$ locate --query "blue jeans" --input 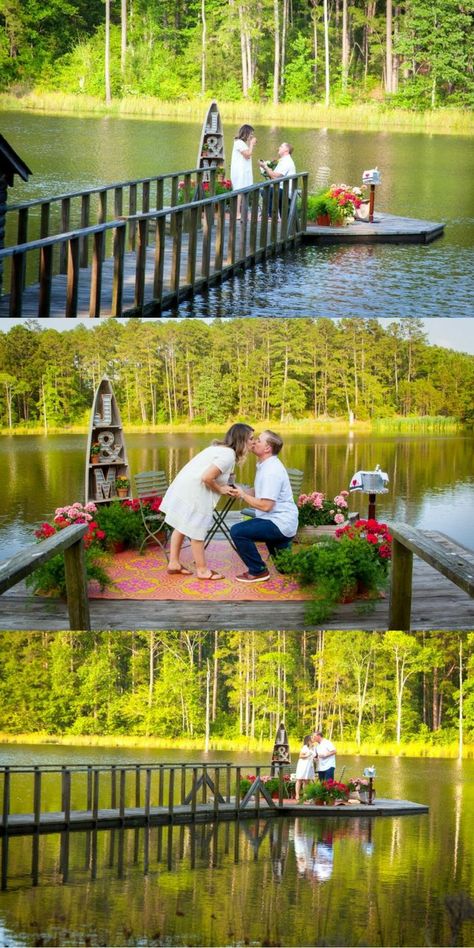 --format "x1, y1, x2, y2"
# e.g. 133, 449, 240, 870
318, 768, 335, 782
230, 517, 294, 575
